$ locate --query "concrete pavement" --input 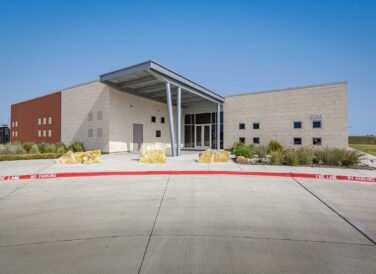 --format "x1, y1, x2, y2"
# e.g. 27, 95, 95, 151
1, 175, 375, 273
